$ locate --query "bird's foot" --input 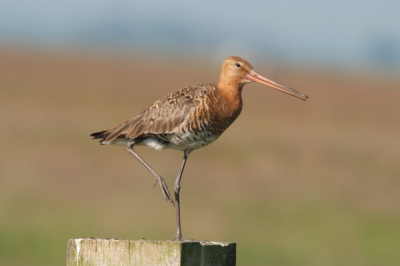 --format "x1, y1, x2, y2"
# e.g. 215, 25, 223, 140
153, 176, 174, 205
172, 236, 209, 243
172, 235, 191, 242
